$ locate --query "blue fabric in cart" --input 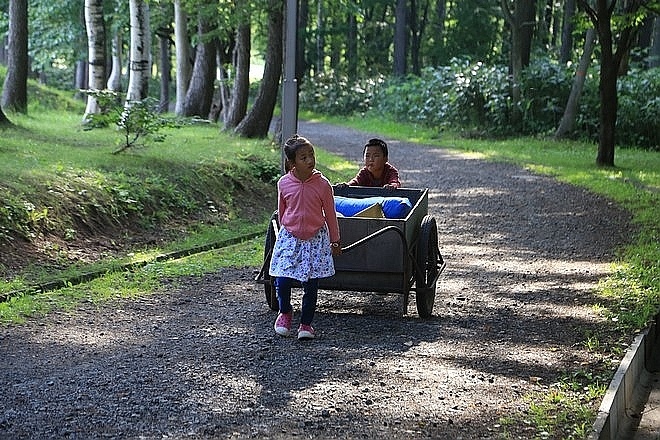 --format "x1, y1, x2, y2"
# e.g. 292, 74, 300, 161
334, 196, 413, 219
